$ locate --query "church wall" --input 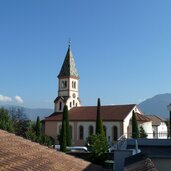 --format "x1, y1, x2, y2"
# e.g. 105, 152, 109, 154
45, 121, 58, 140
